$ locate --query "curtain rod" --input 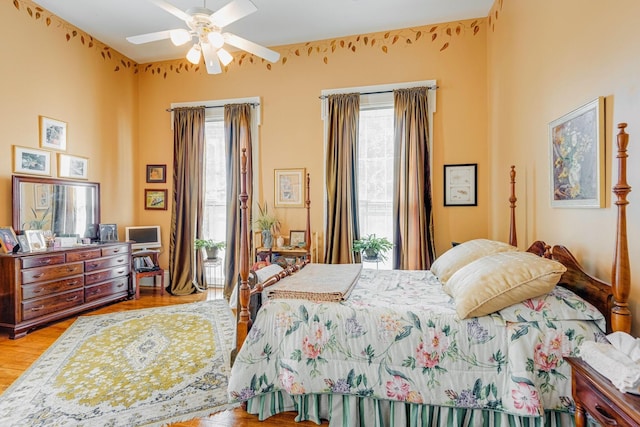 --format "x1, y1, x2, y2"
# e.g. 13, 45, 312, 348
318, 86, 438, 100
165, 102, 260, 112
